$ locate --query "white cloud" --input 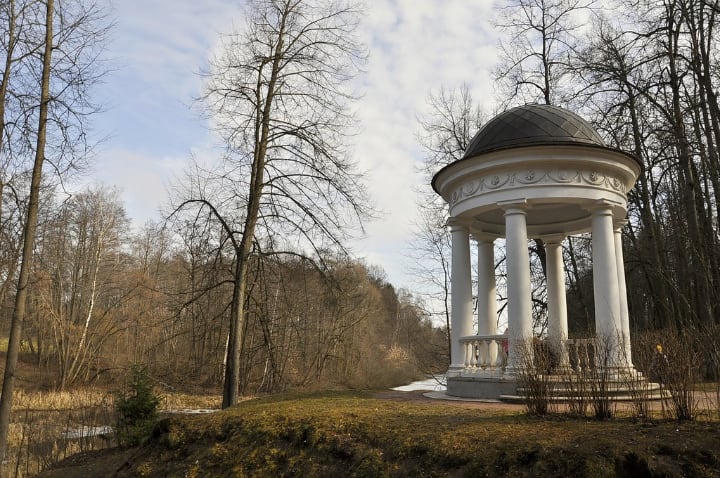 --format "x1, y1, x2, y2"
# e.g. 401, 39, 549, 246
81, 148, 184, 227
348, 1, 498, 287
90, 1, 502, 290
